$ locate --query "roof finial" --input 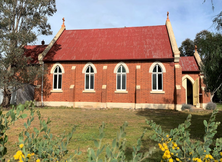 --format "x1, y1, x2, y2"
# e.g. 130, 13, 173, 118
195, 45, 197, 52
62, 17, 65, 27
167, 12, 170, 21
